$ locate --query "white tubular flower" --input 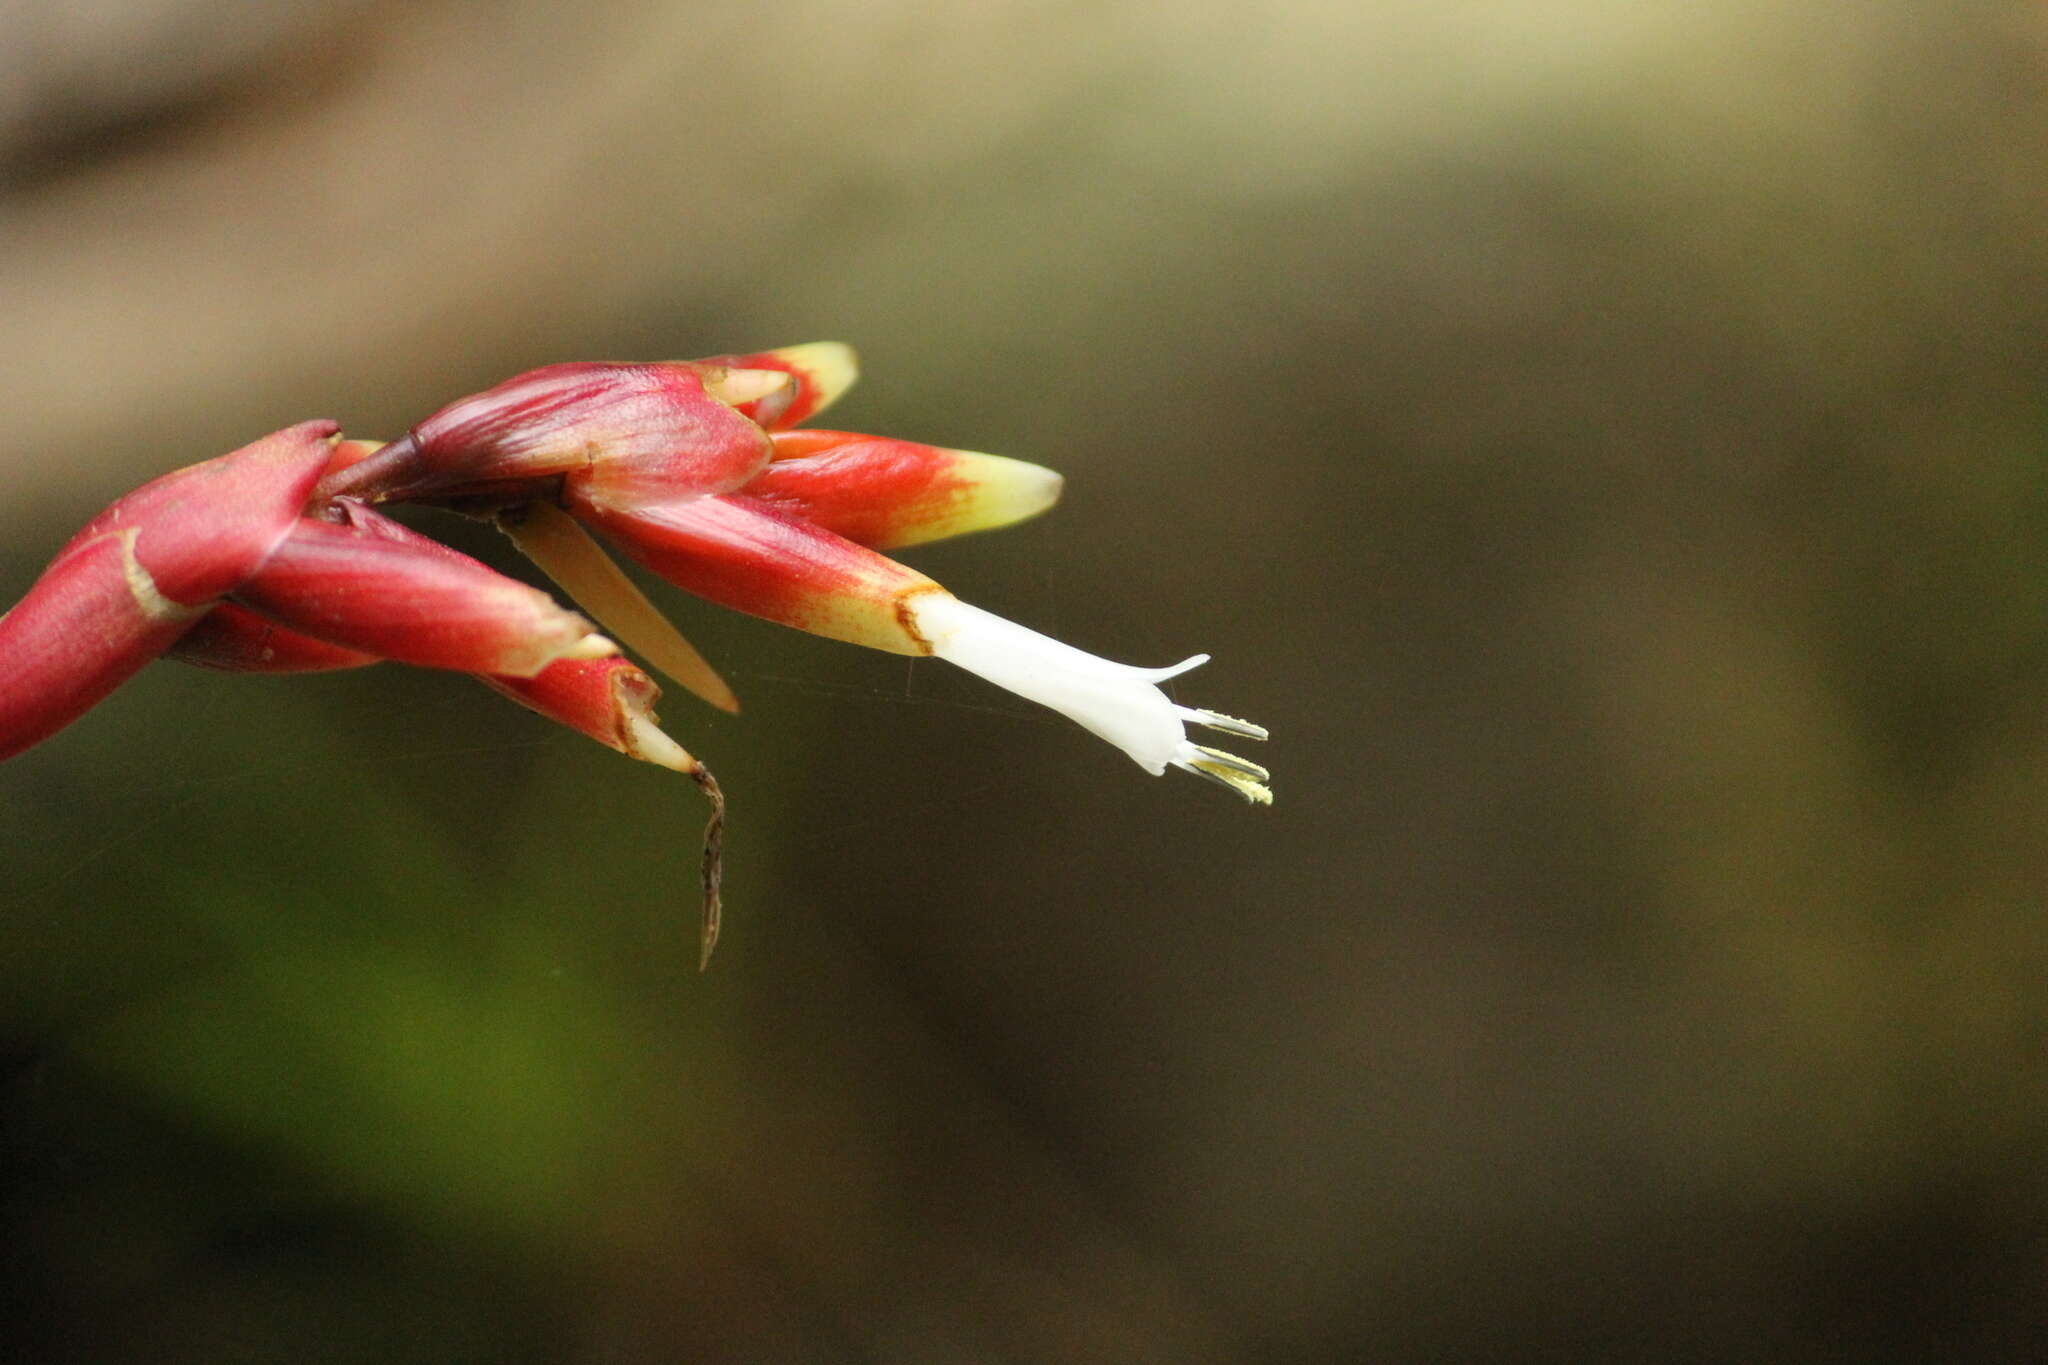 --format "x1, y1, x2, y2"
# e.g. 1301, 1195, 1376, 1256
907, 594, 1272, 804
